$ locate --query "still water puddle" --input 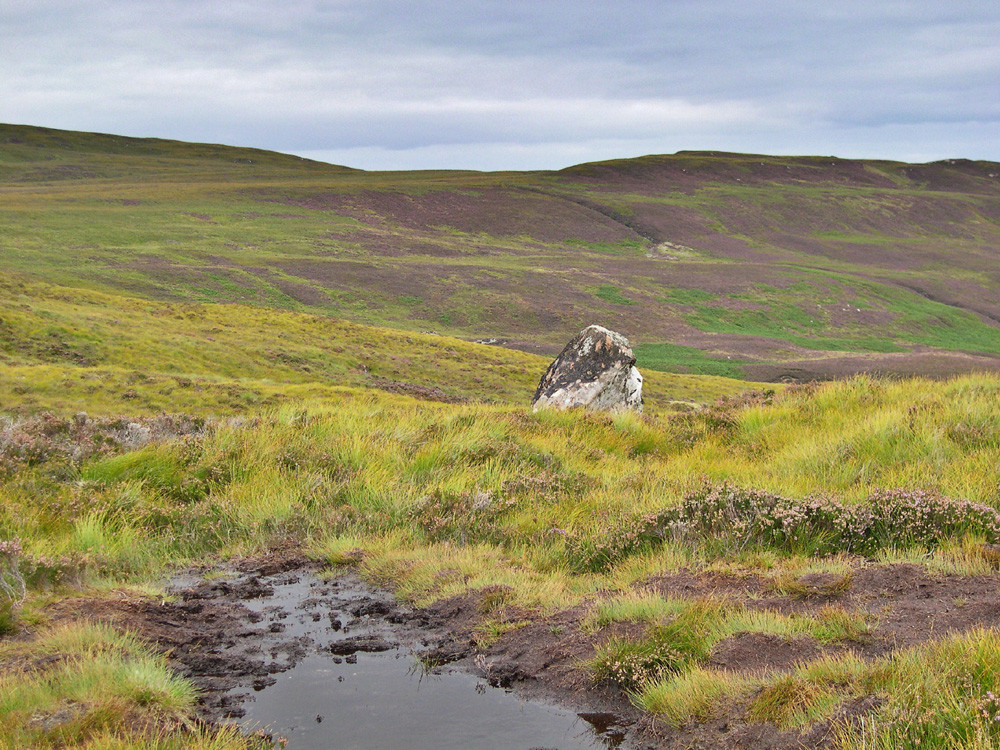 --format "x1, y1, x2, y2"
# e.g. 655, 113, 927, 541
230, 573, 628, 749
